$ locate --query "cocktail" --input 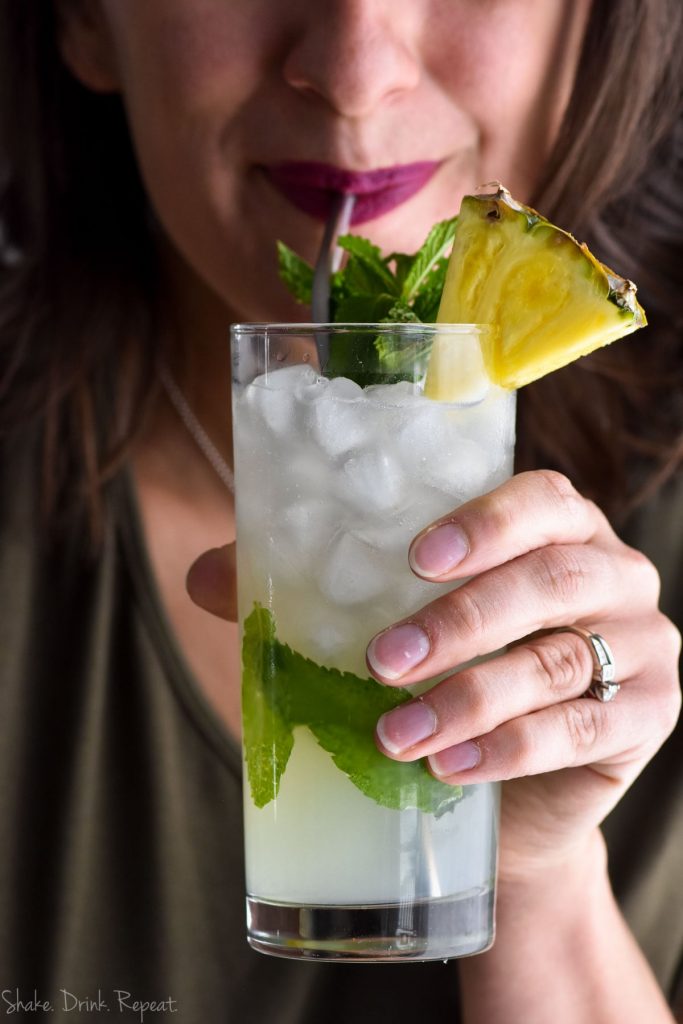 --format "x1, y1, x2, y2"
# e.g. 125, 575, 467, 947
232, 183, 646, 962
231, 322, 516, 961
